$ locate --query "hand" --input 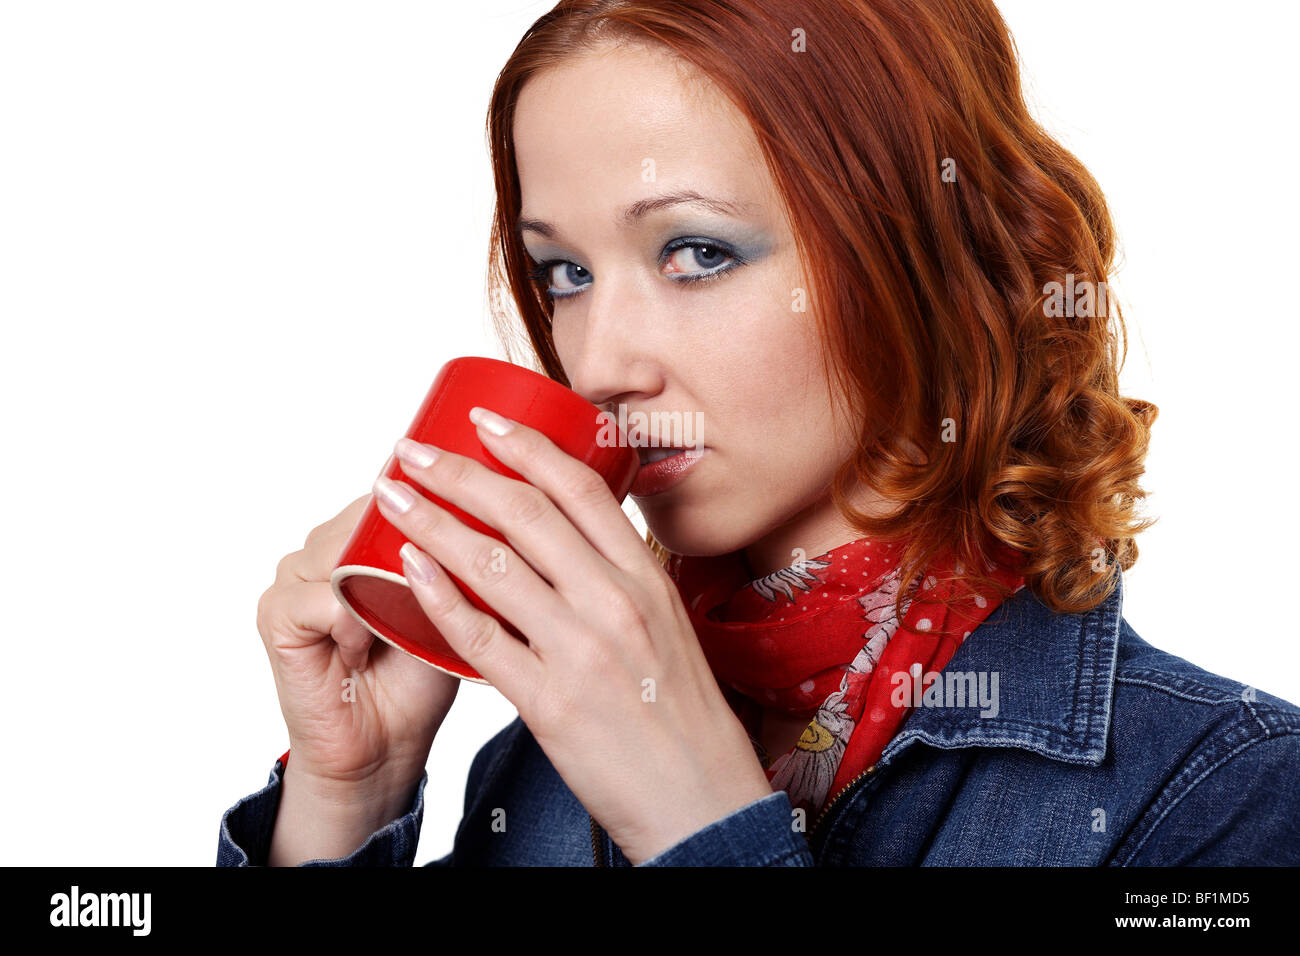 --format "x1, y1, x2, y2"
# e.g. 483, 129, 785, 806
256, 493, 460, 798
371, 406, 773, 864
